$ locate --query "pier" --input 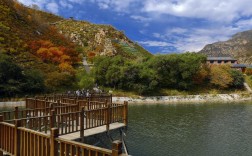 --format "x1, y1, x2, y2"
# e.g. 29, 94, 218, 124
0, 94, 128, 156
